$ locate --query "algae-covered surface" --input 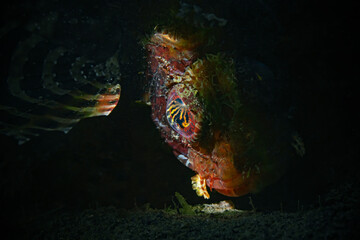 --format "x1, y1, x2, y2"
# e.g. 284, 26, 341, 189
1, 0, 358, 239
25, 187, 360, 239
